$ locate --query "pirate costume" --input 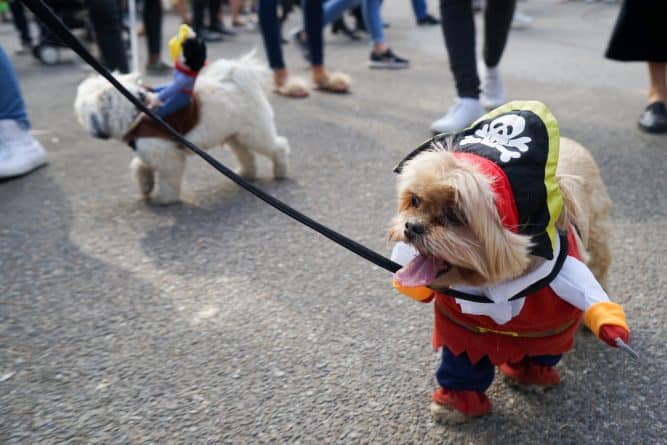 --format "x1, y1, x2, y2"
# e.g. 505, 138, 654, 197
391, 101, 630, 418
